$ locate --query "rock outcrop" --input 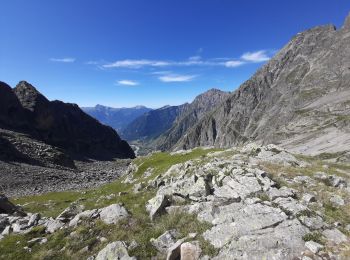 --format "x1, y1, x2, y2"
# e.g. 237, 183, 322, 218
139, 144, 350, 259
156, 89, 230, 151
